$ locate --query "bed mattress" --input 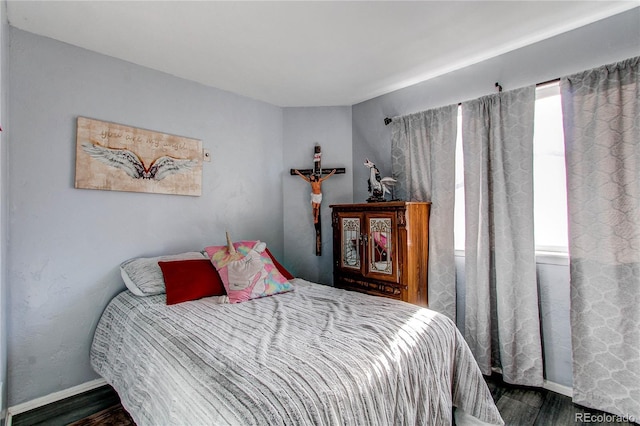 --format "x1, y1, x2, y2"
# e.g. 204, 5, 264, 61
91, 278, 503, 425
